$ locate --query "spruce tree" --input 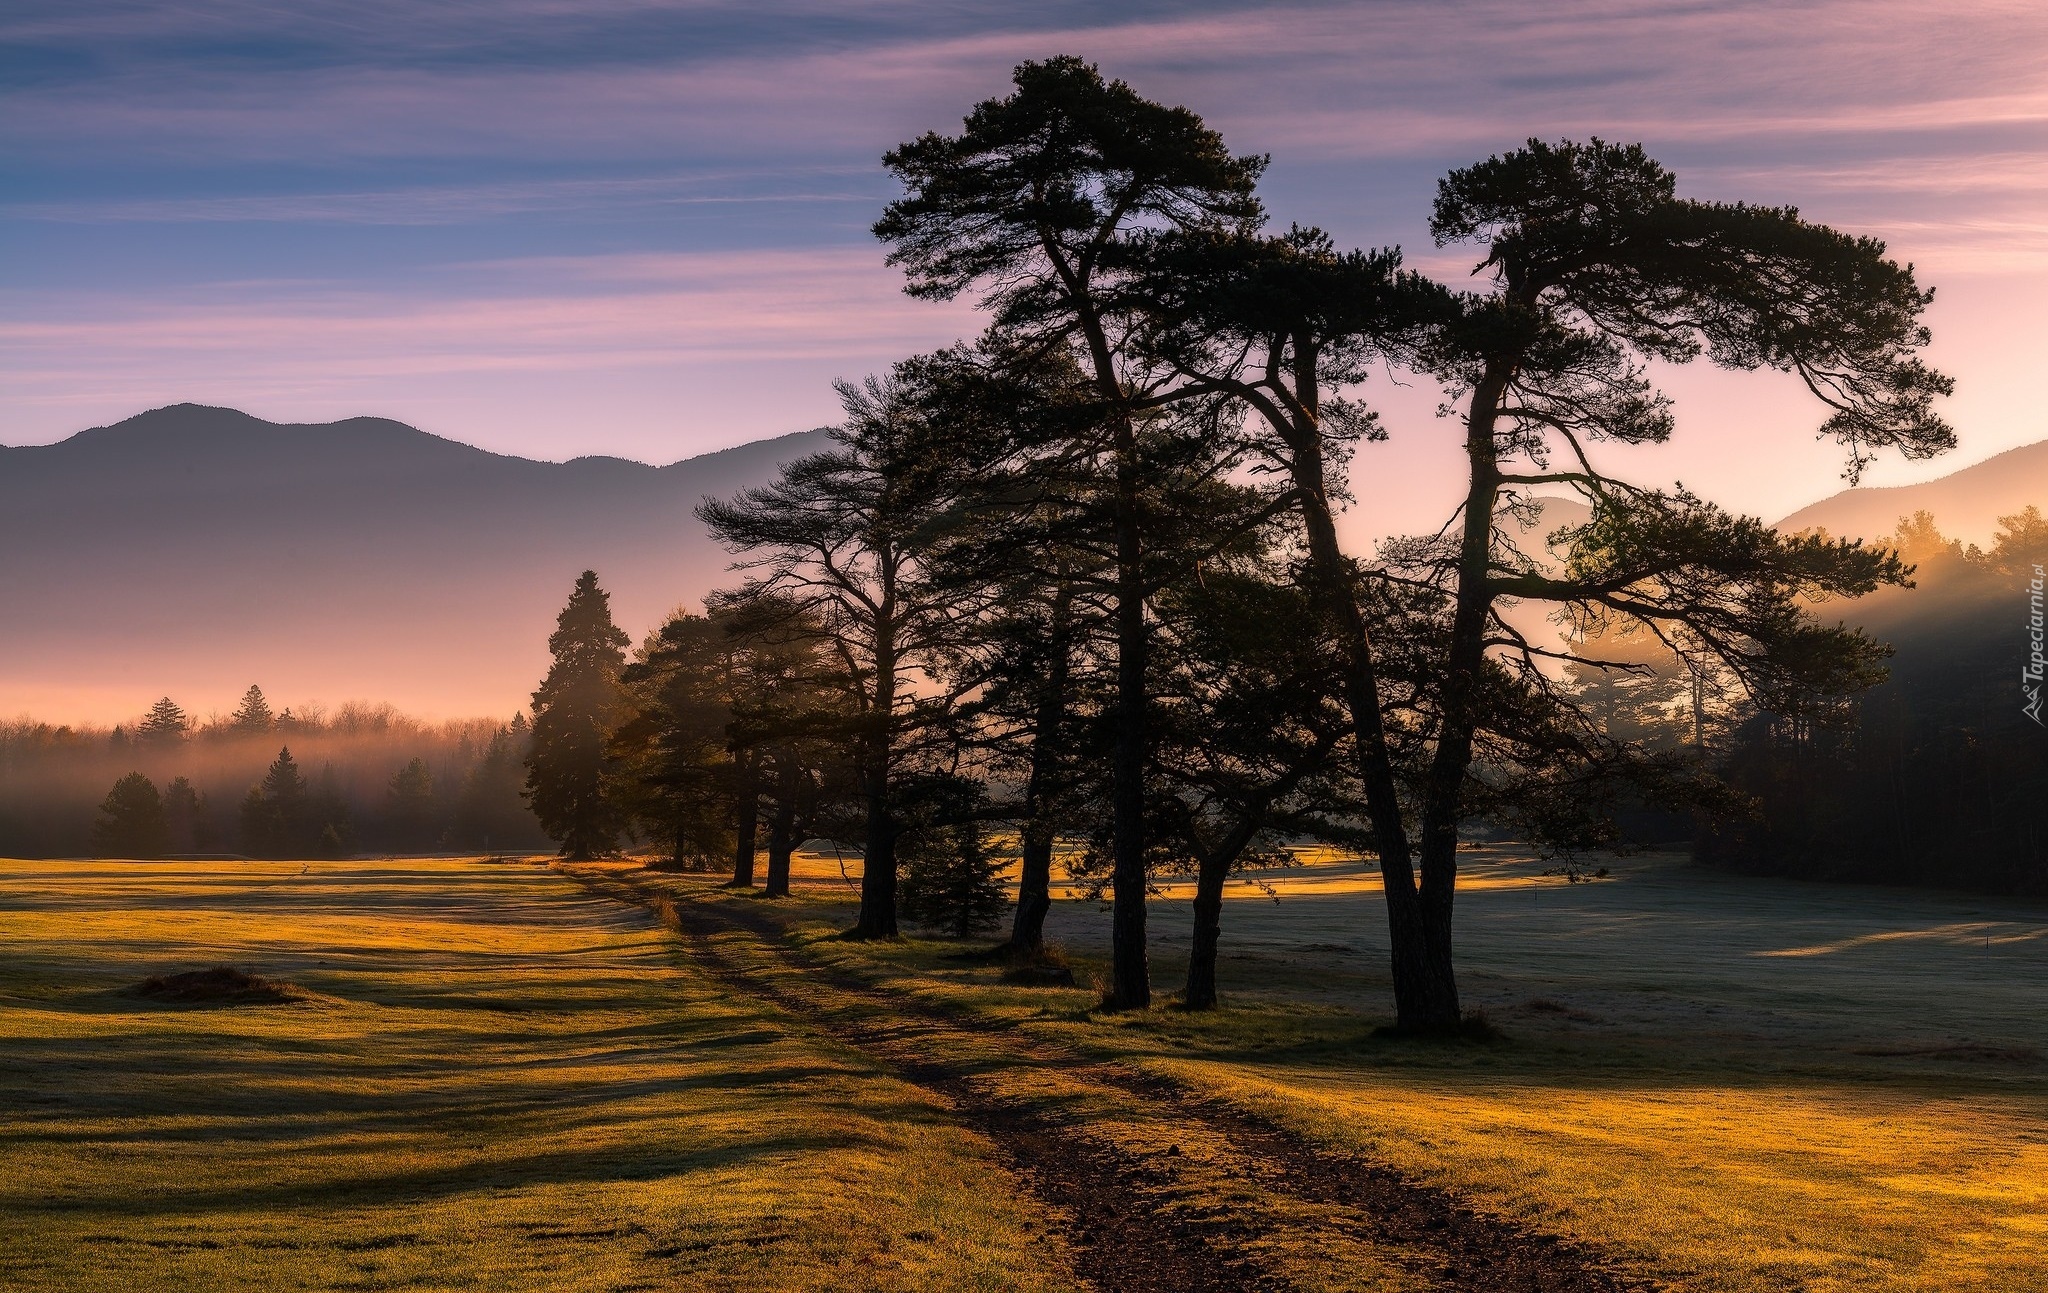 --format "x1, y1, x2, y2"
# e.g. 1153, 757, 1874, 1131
138, 697, 189, 744
242, 746, 307, 857
163, 776, 203, 854
386, 757, 437, 852
895, 774, 1007, 938
457, 726, 536, 852
94, 772, 169, 858
526, 571, 630, 860
232, 685, 275, 734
